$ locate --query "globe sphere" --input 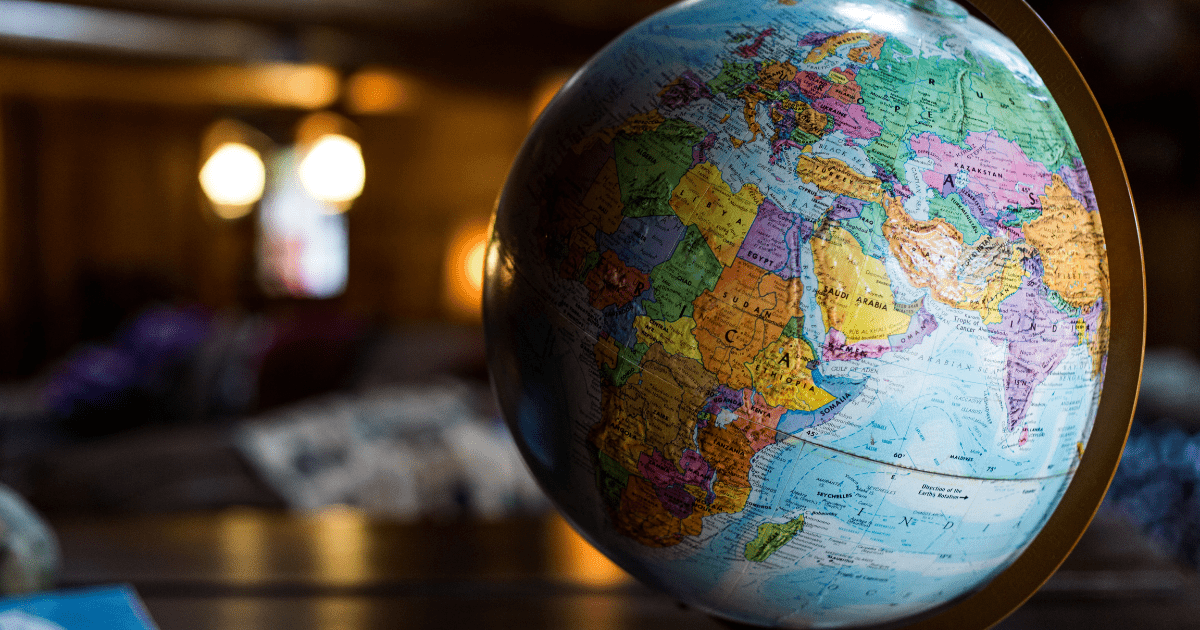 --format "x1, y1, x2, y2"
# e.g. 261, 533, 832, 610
485, 0, 1130, 627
